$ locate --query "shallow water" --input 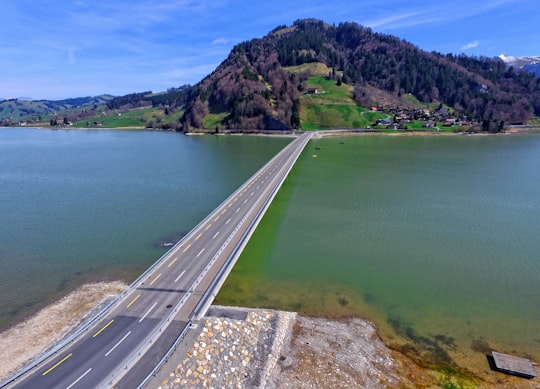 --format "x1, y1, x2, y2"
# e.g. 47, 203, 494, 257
0, 127, 290, 330
218, 134, 540, 373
